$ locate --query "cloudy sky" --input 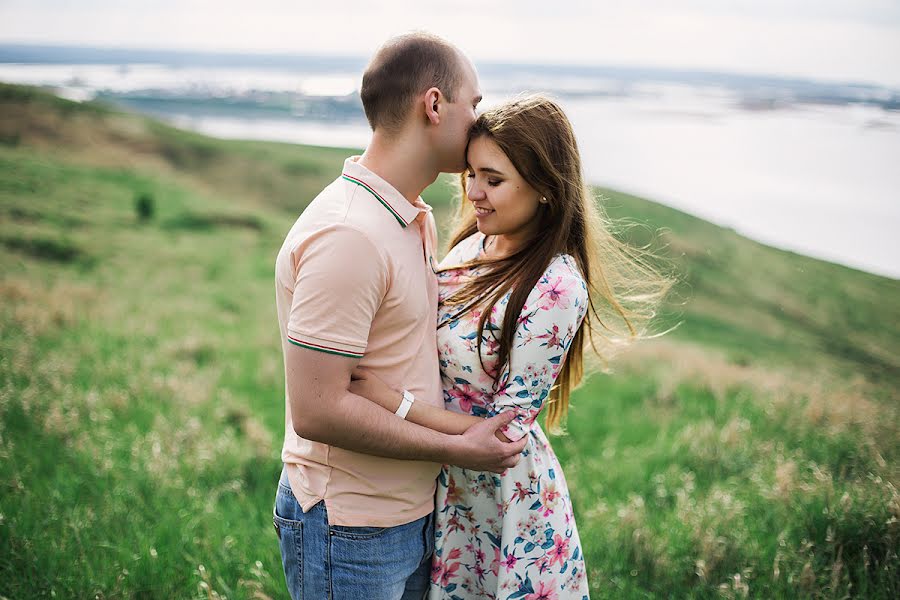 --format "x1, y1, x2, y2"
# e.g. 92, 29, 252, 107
2, 0, 900, 87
